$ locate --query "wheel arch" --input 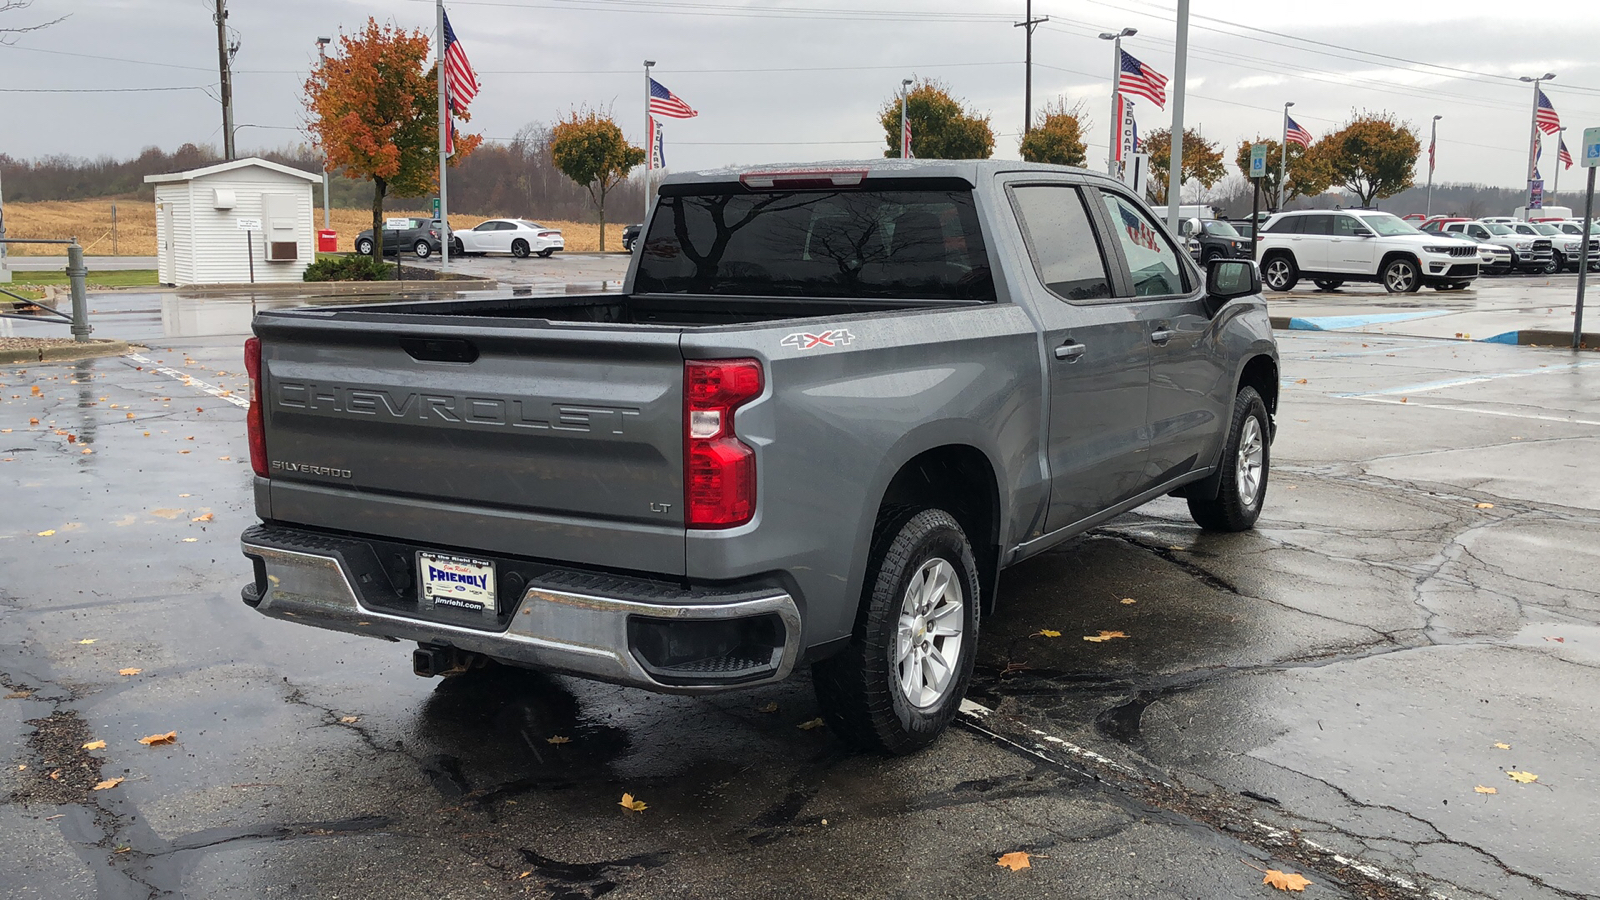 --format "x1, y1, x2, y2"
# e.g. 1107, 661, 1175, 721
1181, 352, 1278, 503
1379, 249, 1420, 271
873, 443, 1003, 616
